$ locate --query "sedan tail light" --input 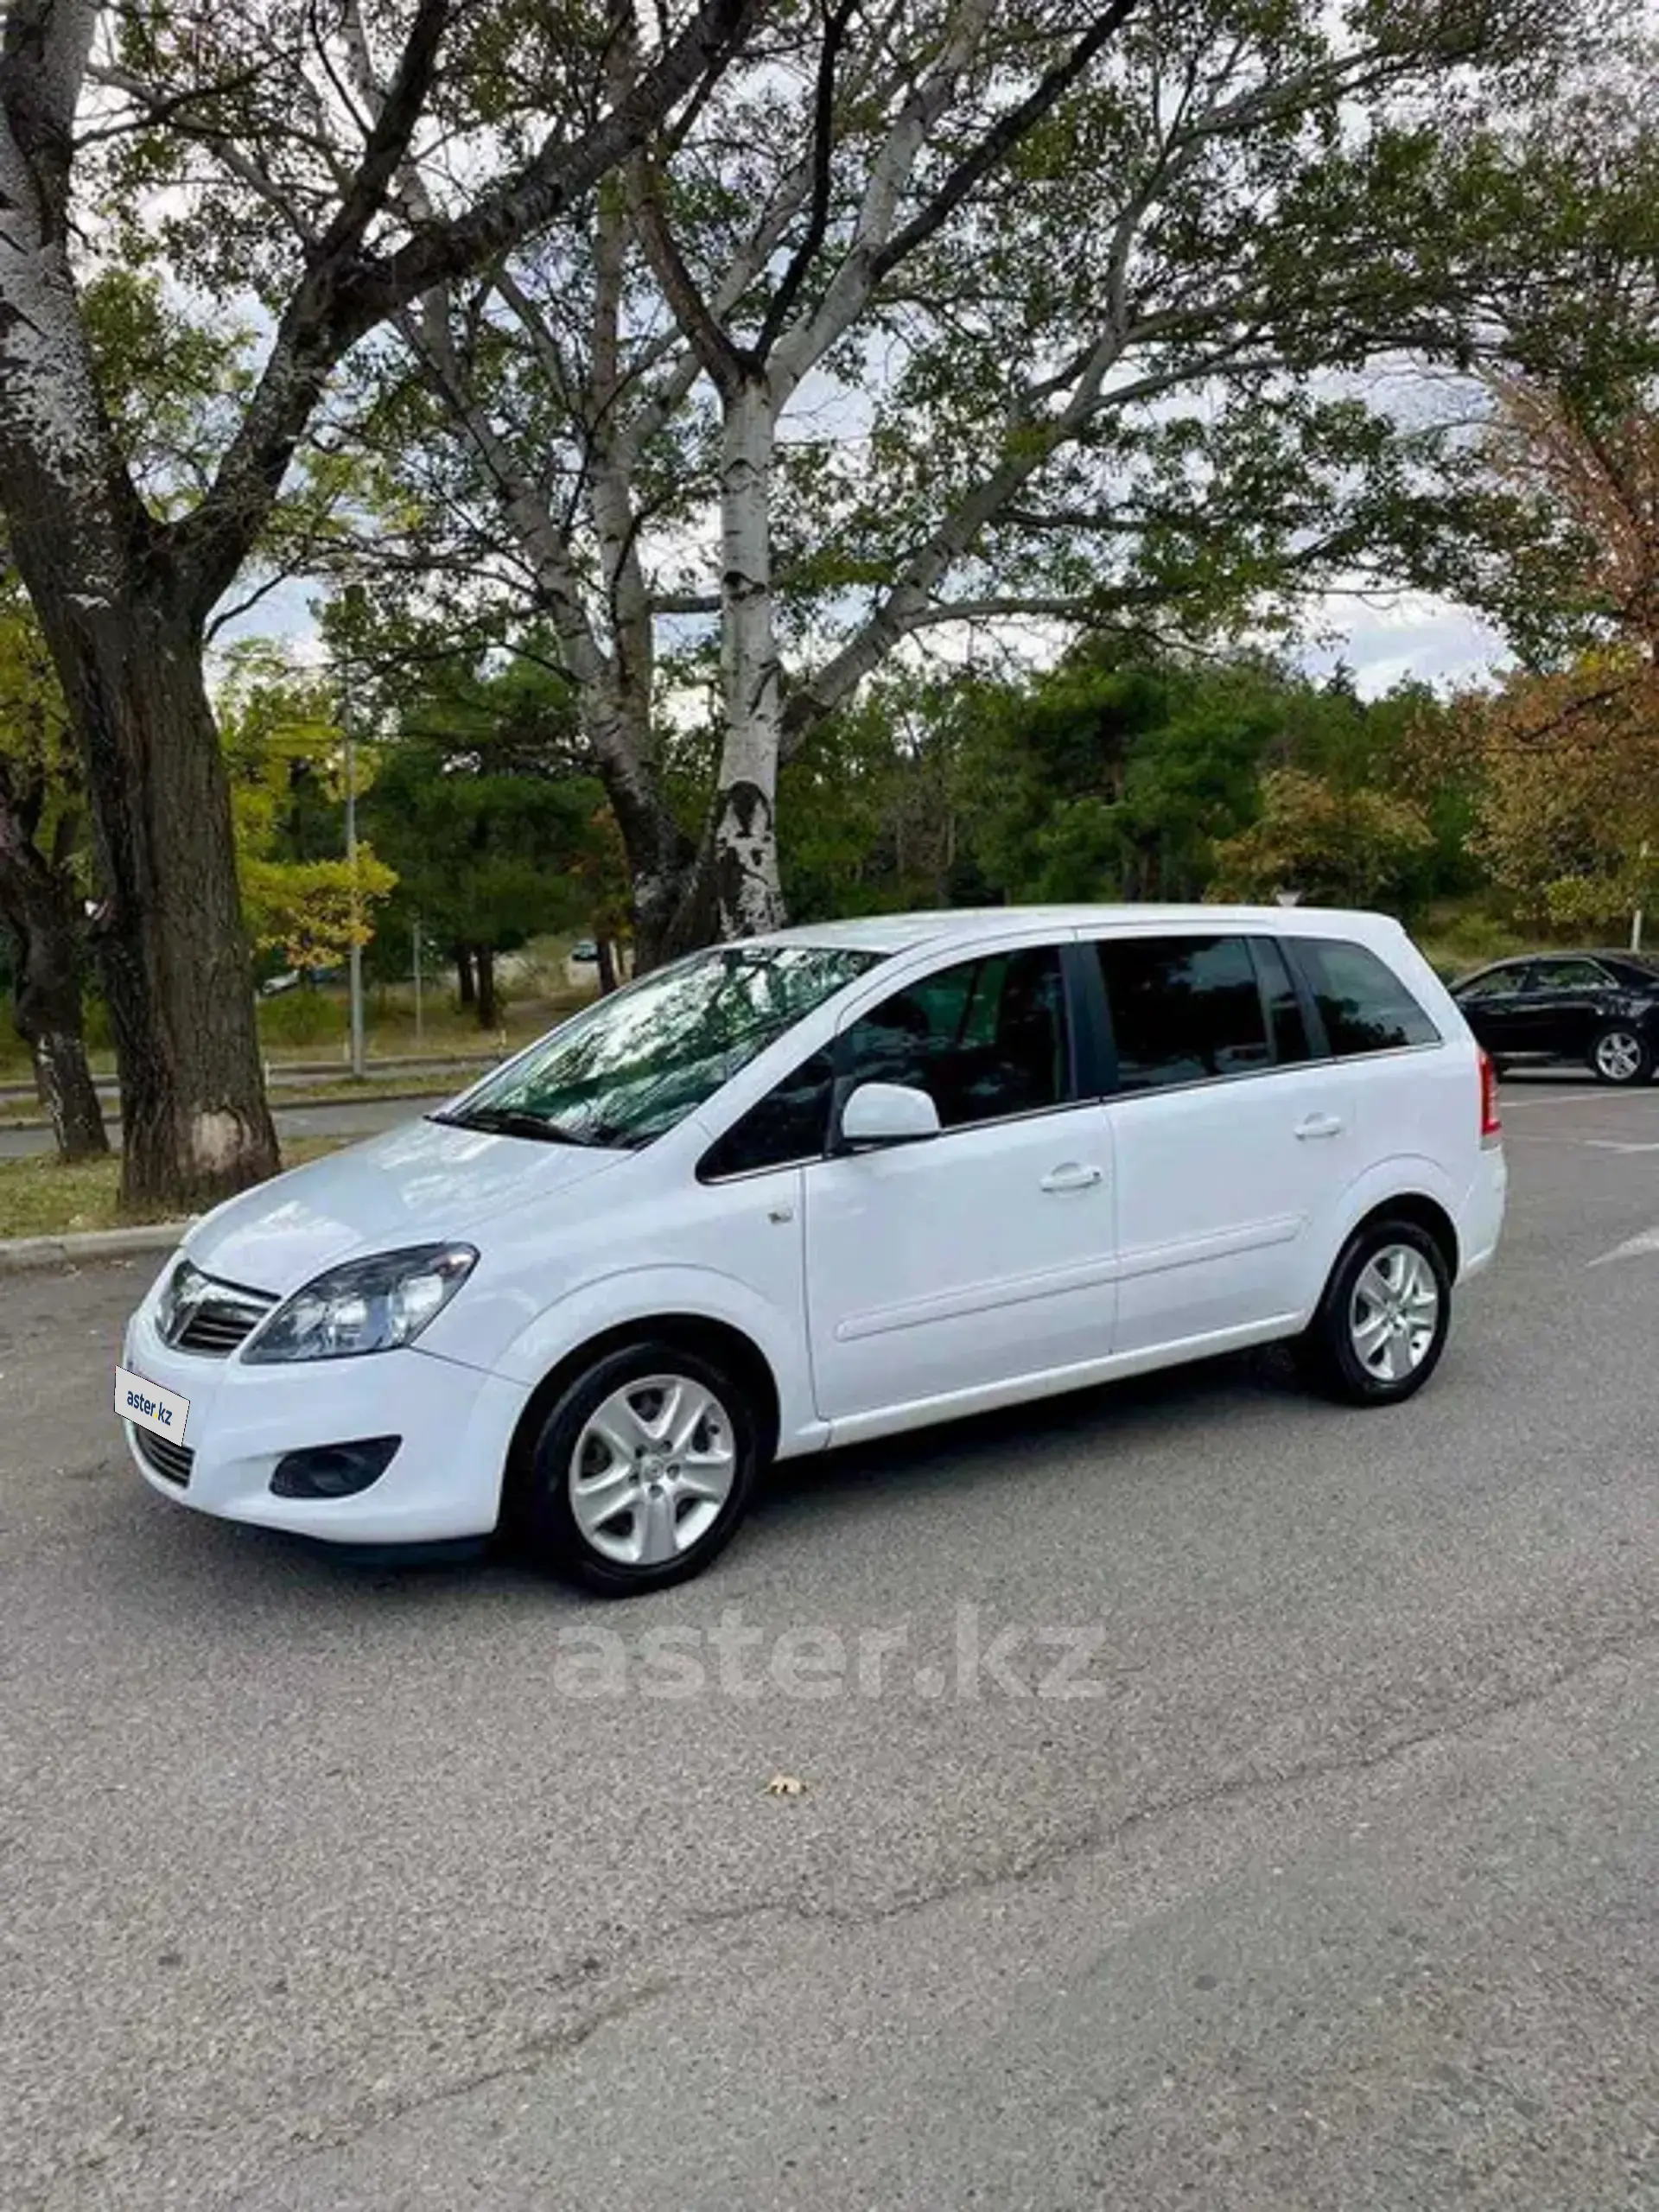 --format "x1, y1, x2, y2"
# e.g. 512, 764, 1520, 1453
1478, 1049, 1502, 1144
